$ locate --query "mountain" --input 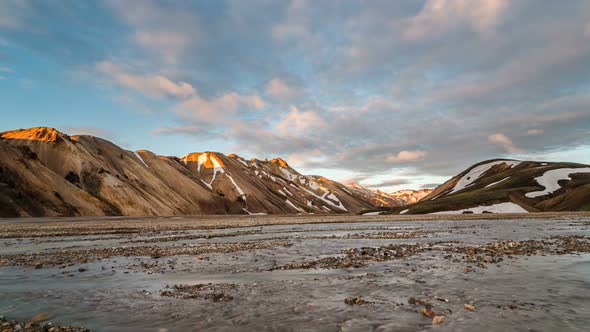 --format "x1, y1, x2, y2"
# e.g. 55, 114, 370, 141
376, 159, 590, 215
345, 183, 405, 207
372, 189, 433, 205
0, 127, 399, 217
